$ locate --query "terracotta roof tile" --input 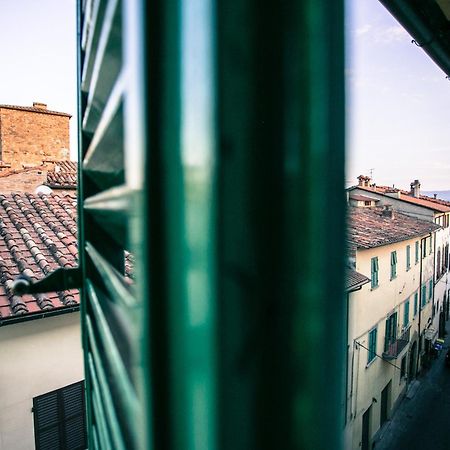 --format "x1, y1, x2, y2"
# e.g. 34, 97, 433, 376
348, 206, 440, 250
0, 104, 71, 117
0, 192, 79, 321
350, 185, 450, 213
45, 161, 78, 189
345, 268, 370, 291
